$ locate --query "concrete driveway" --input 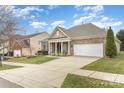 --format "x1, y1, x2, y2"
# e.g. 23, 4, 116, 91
0, 56, 99, 88
0, 77, 22, 88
